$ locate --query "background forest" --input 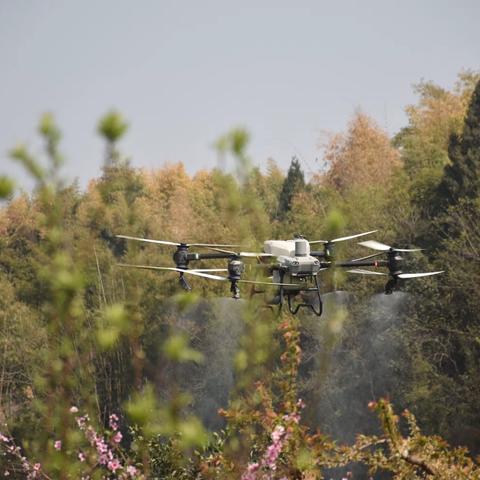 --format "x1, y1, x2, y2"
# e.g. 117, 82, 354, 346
0, 70, 480, 478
